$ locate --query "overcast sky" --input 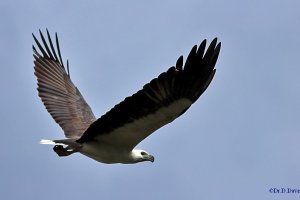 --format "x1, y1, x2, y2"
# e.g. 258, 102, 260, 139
1, 0, 300, 199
